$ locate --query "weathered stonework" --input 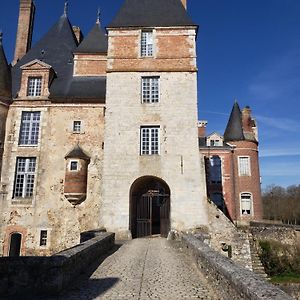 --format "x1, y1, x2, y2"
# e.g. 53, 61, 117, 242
0, 102, 105, 255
